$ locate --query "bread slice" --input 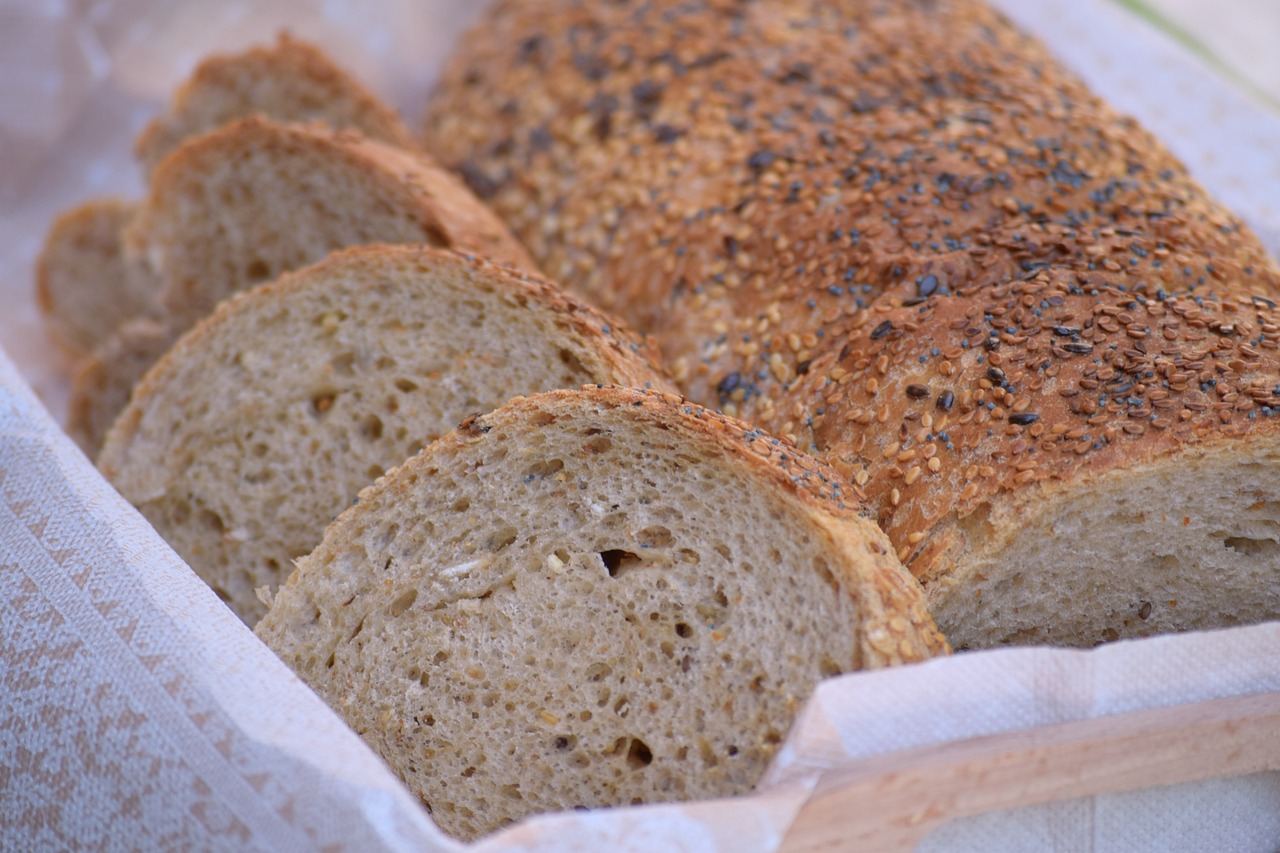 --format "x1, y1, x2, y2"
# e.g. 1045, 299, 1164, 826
35, 199, 161, 358
772, 277, 1280, 649
69, 116, 535, 454
66, 318, 173, 455
254, 386, 947, 840
130, 116, 534, 330
37, 36, 415, 361
97, 245, 670, 624
135, 32, 415, 176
